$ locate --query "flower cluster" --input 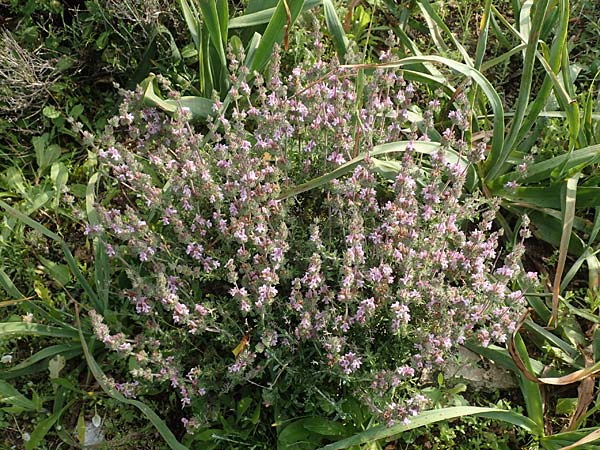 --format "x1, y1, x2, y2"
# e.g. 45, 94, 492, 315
87, 46, 533, 427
